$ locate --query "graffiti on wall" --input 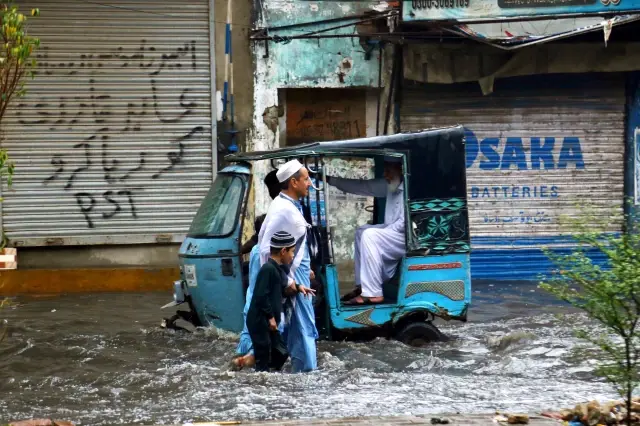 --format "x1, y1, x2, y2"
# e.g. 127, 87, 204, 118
17, 41, 206, 228
285, 88, 366, 146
